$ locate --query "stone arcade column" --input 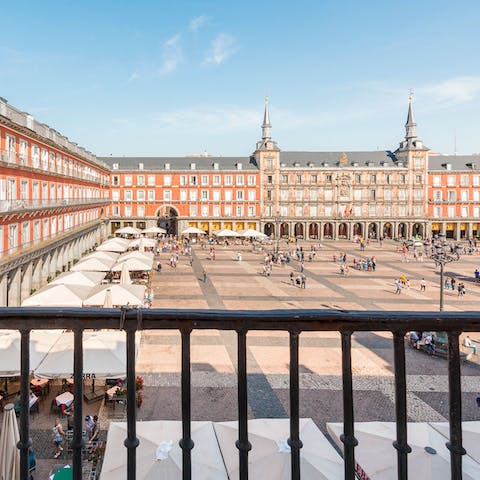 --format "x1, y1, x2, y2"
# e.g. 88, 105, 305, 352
20, 263, 33, 304
41, 254, 51, 283
0, 274, 8, 306
7, 268, 21, 306
32, 258, 42, 291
